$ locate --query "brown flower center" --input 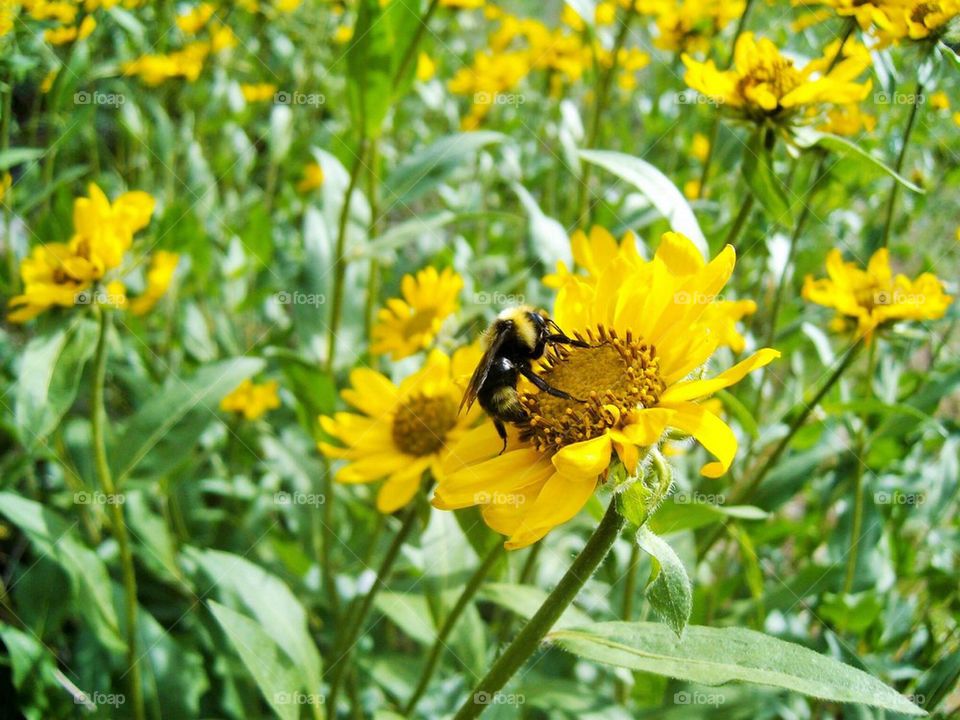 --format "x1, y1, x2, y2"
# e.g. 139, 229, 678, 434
519, 326, 666, 453
391, 393, 458, 457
